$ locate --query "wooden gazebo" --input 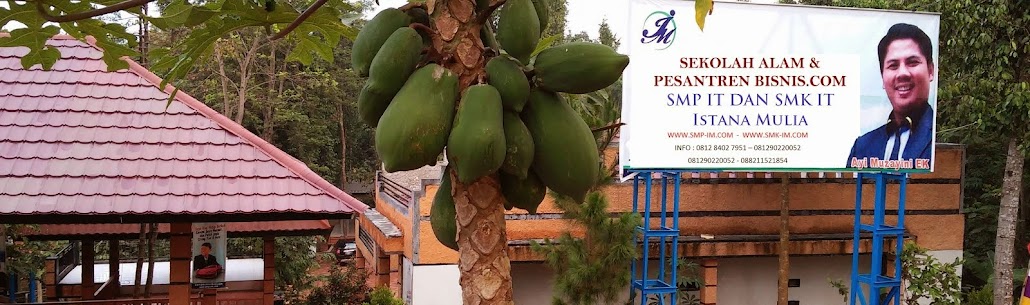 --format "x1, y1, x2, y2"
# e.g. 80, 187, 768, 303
0, 35, 368, 305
